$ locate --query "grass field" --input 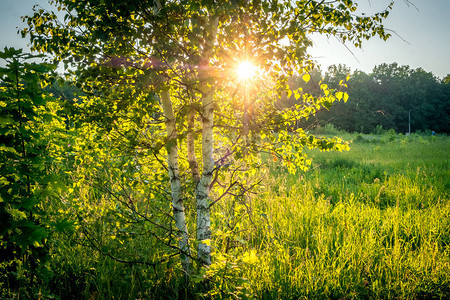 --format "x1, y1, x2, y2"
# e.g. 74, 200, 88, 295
209, 132, 449, 299
18, 132, 449, 299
